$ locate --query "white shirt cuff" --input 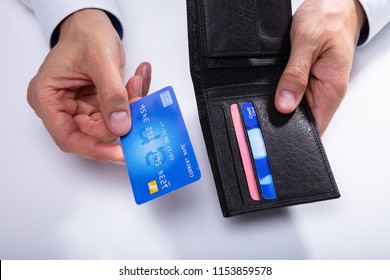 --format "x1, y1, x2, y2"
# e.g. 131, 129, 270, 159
21, 0, 122, 47
358, 0, 390, 46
